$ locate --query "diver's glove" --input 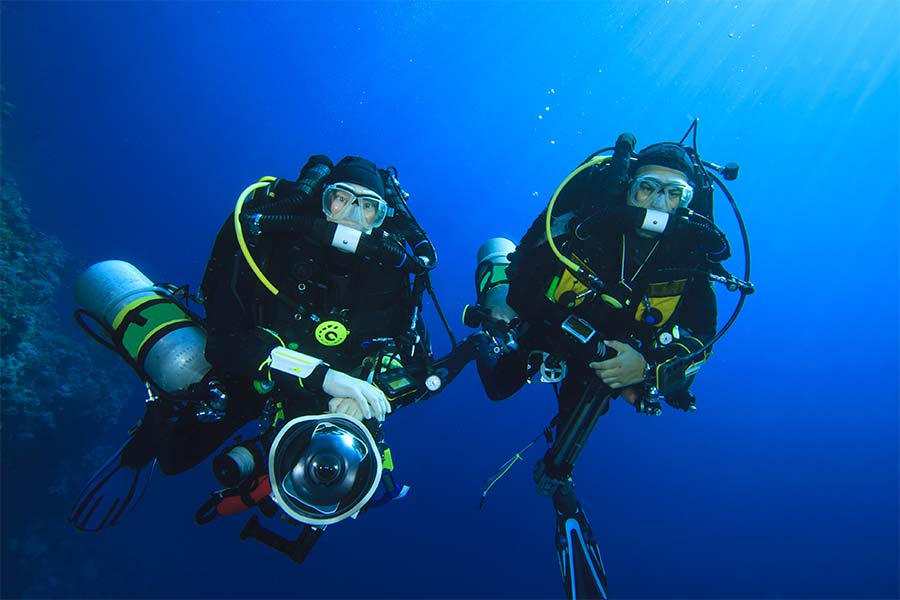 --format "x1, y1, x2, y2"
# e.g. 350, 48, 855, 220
269, 346, 390, 421
323, 369, 390, 422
